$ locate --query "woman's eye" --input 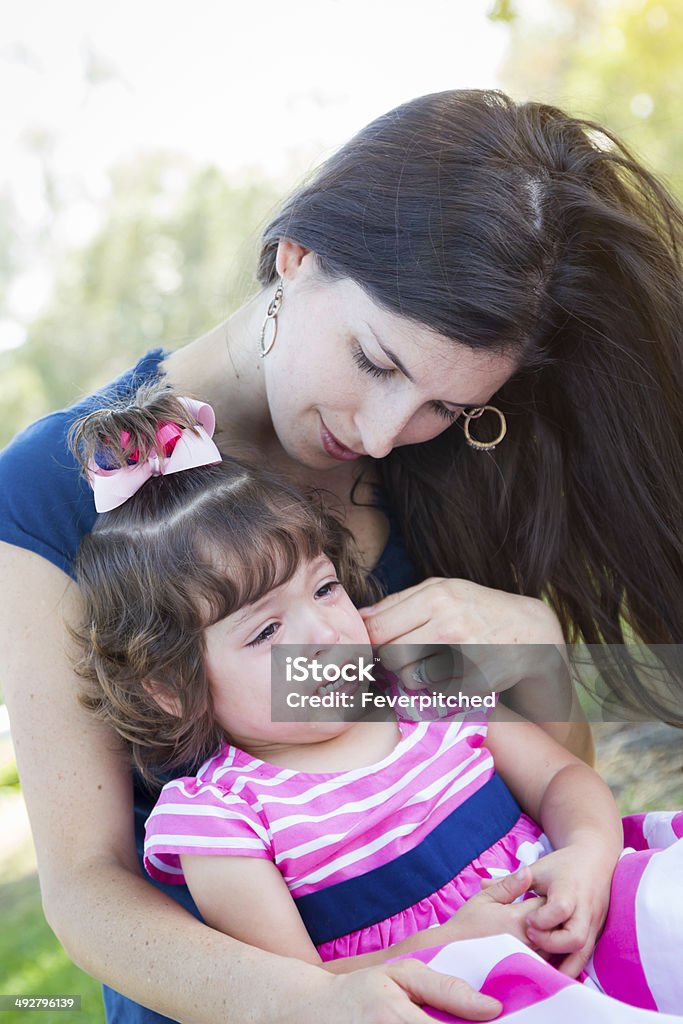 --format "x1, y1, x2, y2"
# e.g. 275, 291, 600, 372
247, 622, 280, 647
352, 346, 393, 379
316, 580, 341, 599
429, 401, 460, 423
353, 343, 459, 422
